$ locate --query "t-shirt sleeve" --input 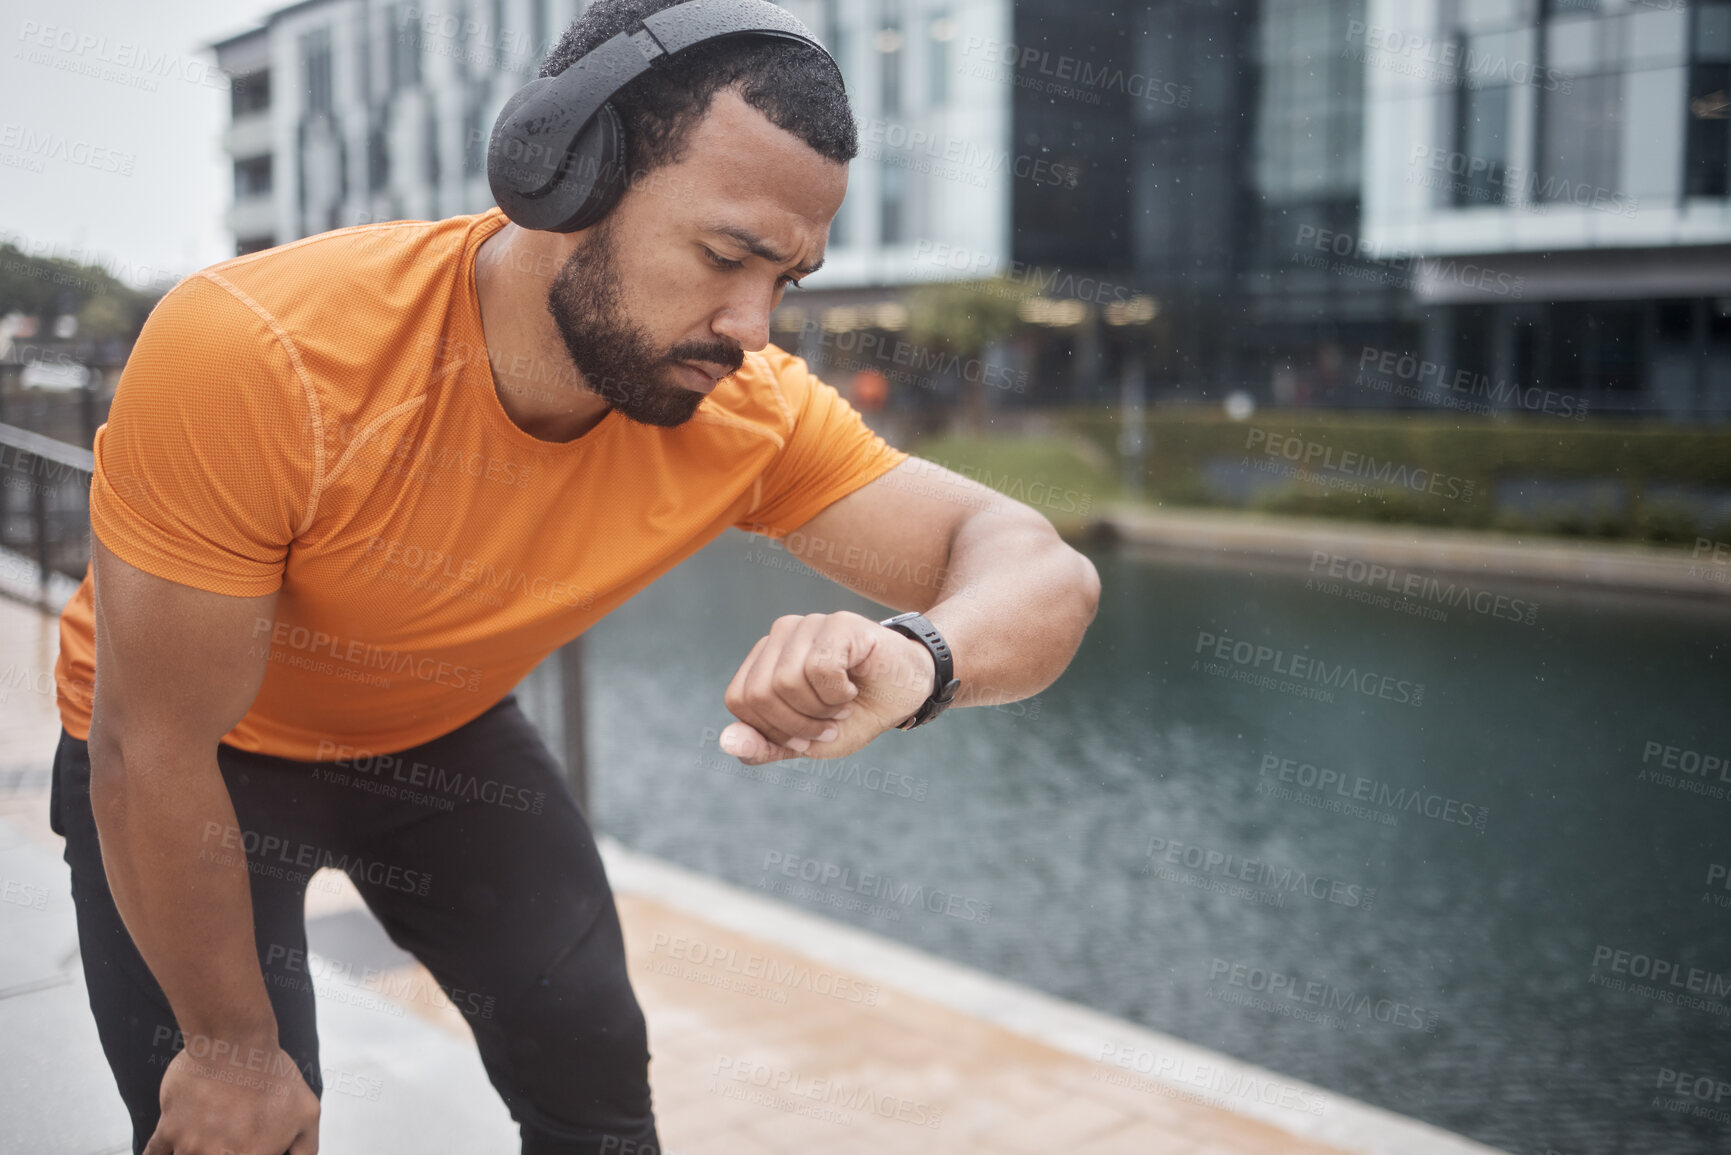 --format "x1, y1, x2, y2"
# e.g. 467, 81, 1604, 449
733, 348, 910, 538
89, 273, 316, 597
